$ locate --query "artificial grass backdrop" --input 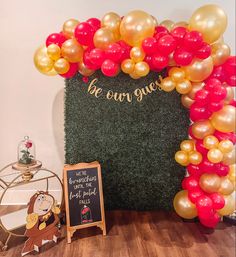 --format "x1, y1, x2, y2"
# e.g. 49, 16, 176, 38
65, 71, 189, 210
